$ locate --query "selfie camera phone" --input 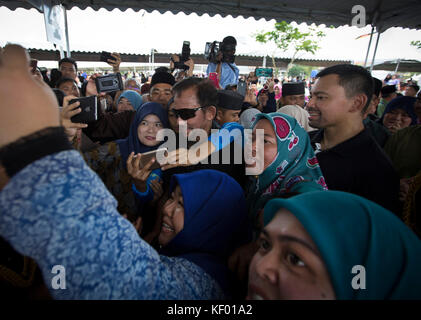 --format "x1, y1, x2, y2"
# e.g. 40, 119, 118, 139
208, 72, 220, 89
70, 95, 98, 124
237, 80, 247, 97
255, 68, 273, 78
100, 51, 117, 63
136, 148, 168, 171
